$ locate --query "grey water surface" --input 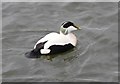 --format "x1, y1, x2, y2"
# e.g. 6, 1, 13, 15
2, 2, 118, 82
